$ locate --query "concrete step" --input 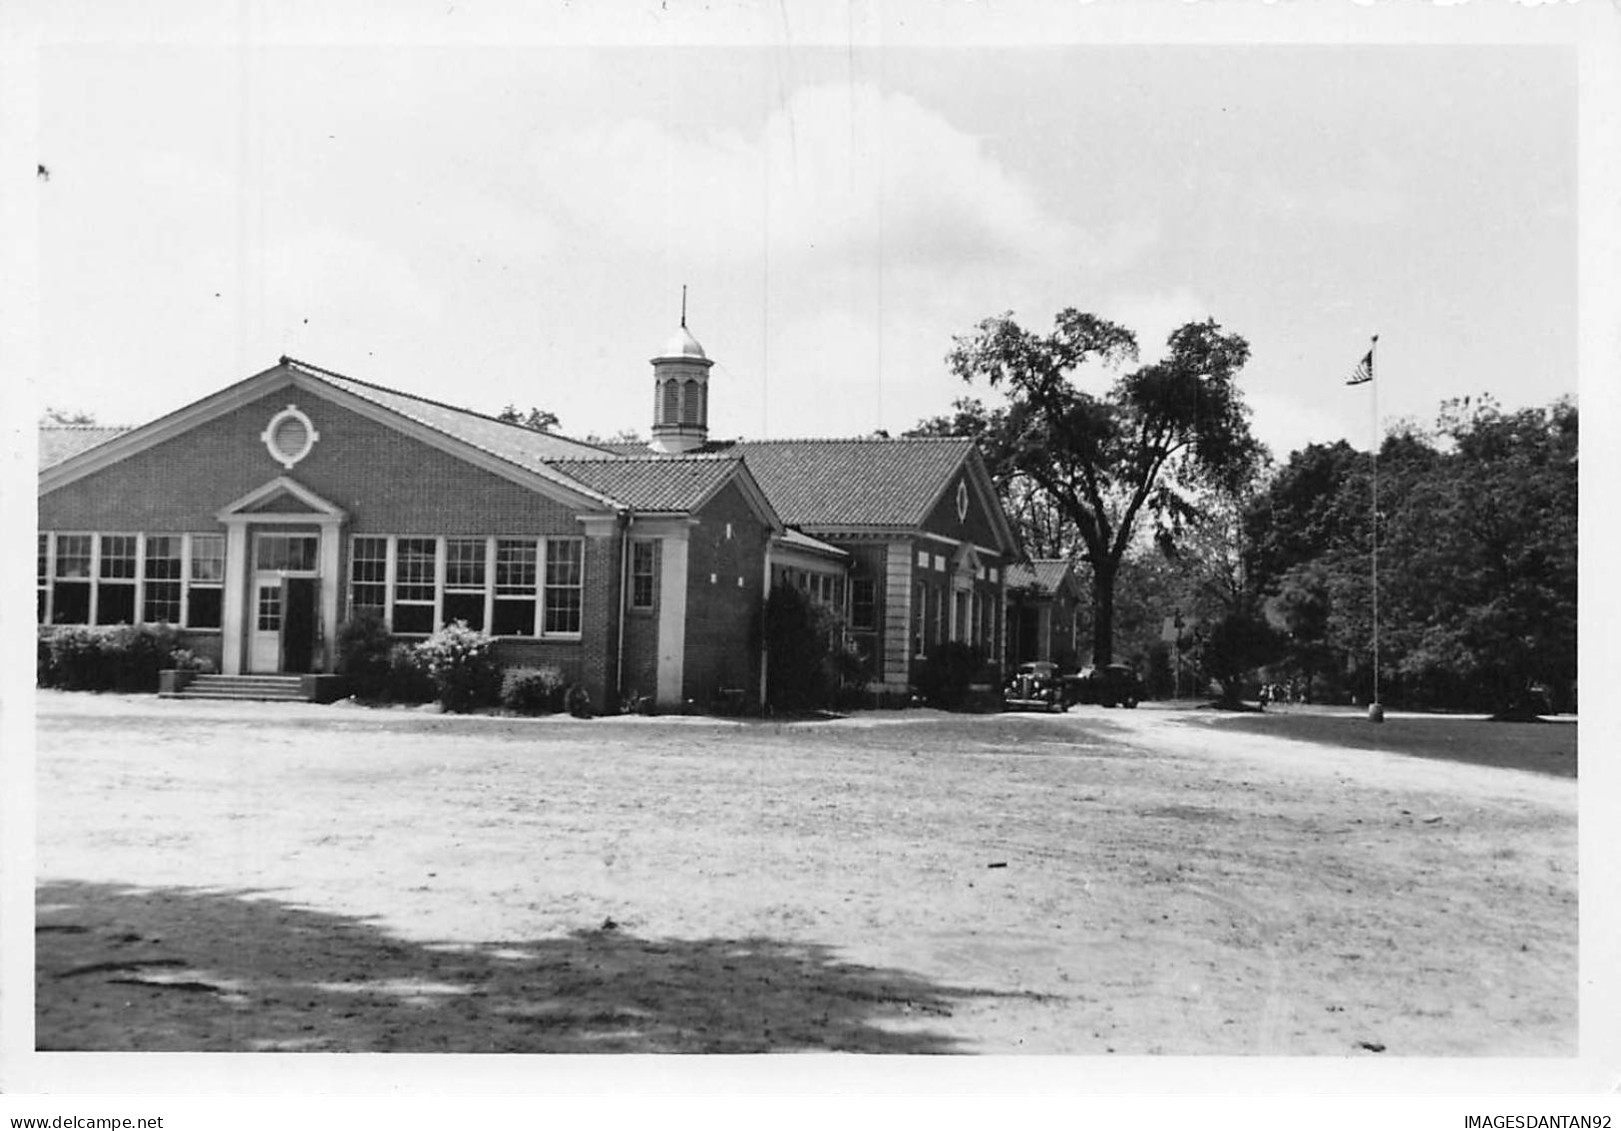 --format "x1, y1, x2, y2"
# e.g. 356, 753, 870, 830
169, 674, 313, 702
